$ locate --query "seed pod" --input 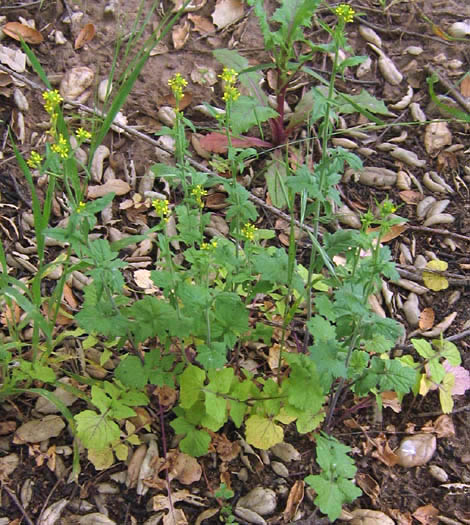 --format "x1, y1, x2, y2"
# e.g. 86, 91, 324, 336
423, 213, 455, 227
332, 137, 358, 149
403, 292, 420, 327
422, 172, 446, 193
368, 43, 403, 85
441, 237, 456, 251
389, 146, 426, 167
359, 25, 382, 47
337, 205, 361, 229
356, 56, 372, 78
409, 102, 426, 123
396, 170, 411, 190
90, 145, 110, 183
390, 85, 413, 110
429, 171, 454, 193
426, 199, 450, 218
396, 279, 428, 294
